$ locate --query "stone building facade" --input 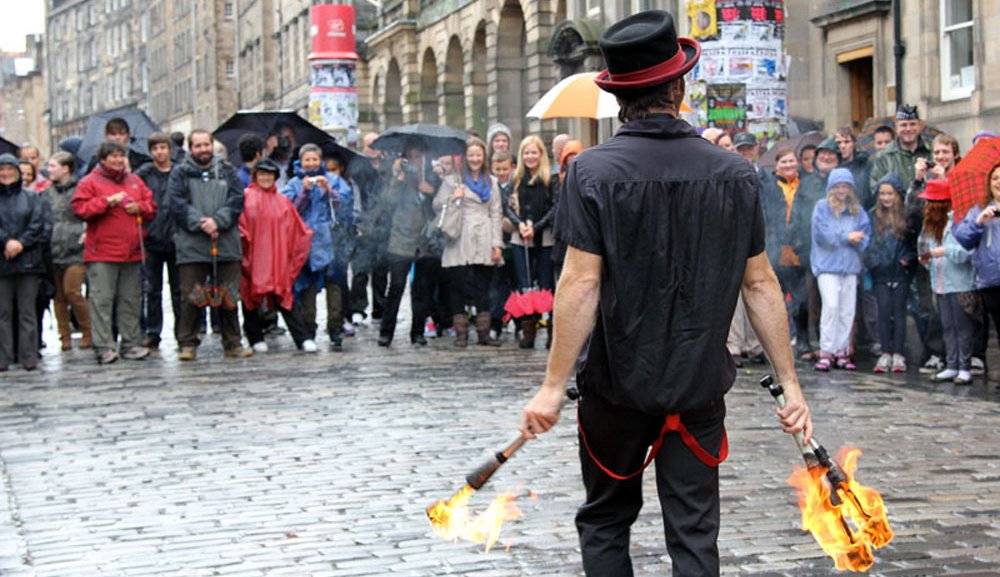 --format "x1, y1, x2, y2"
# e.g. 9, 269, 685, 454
785, 0, 996, 146
0, 36, 48, 154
